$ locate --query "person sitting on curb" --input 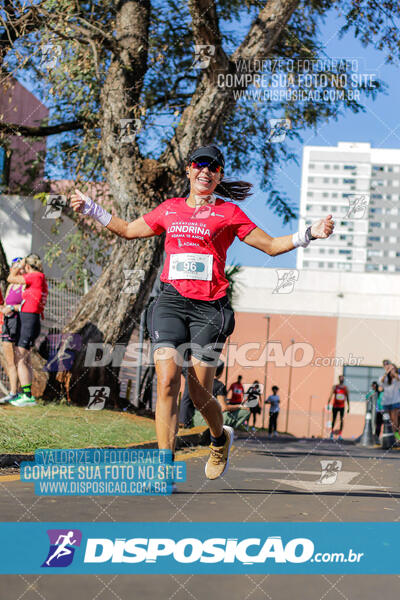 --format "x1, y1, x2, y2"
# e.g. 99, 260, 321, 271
193, 362, 250, 432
